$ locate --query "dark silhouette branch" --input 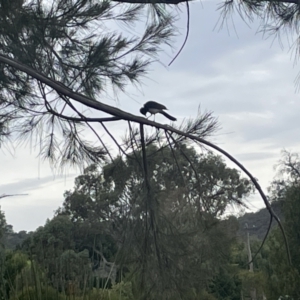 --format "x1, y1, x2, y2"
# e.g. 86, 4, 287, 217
110, 0, 300, 5
168, 1, 190, 66
100, 123, 129, 158
111, 0, 184, 3
0, 194, 28, 199
128, 122, 144, 170
45, 107, 121, 123
139, 123, 150, 291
